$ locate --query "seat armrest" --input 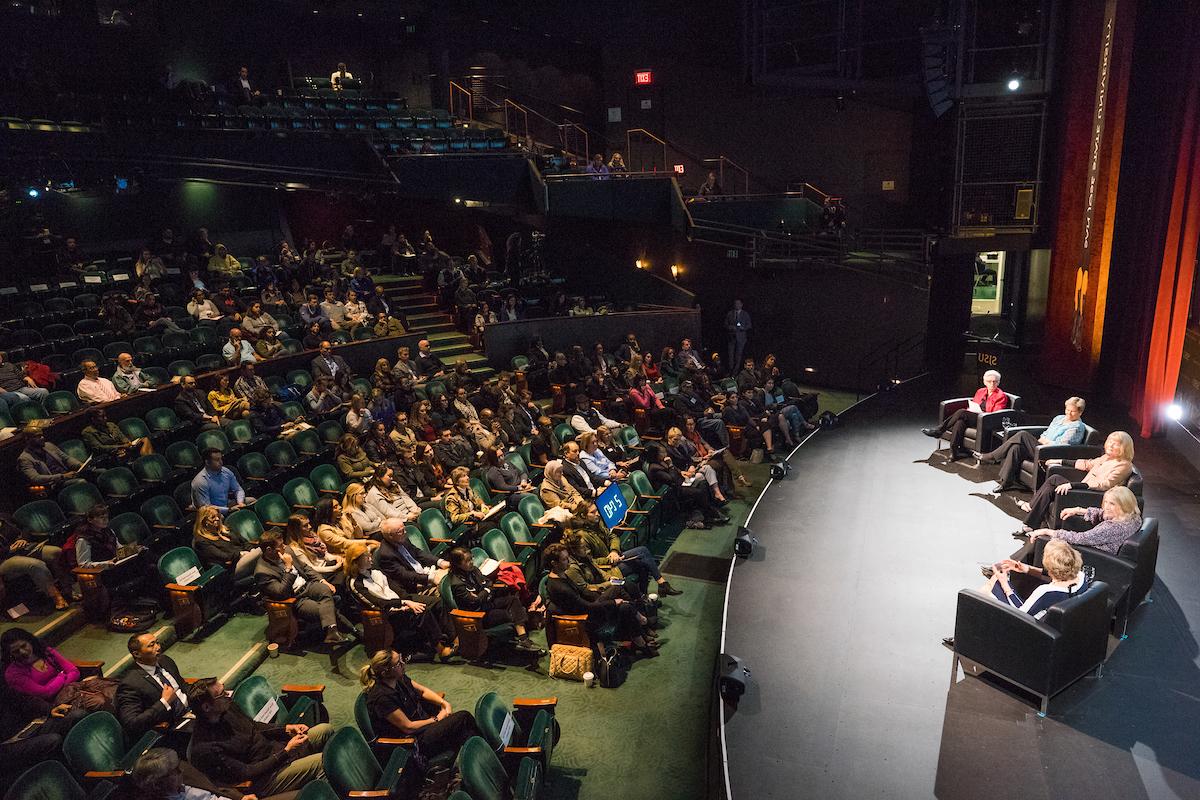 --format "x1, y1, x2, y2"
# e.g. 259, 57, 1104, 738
166, 583, 200, 592
938, 398, 971, 422
376, 736, 416, 746
1046, 466, 1088, 483
513, 540, 539, 548
953, 589, 1060, 693
84, 771, 127, 780
514, 697, 558, 711
281, 683, 326, 693
1003, 425, 1046, 439
1038, 445, 1100, 463
450, 609, 486, 619
553, 613, 588, 622
503, 746, 542, 755
75, 660, 105, 677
